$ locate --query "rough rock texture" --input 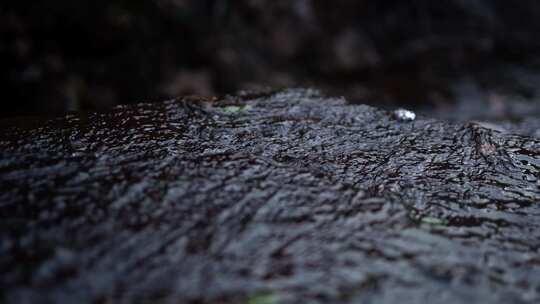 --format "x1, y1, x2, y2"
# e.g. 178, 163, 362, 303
1, 89, 540, 303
